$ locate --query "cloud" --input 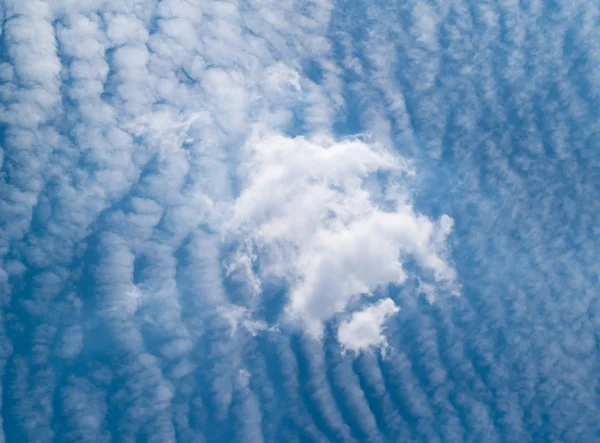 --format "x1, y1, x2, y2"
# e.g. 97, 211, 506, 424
217, 304, 276, 336
226, 132, 456, 338
337, 298, 400, 354
59, 376, 110, 442
56, 325, 84, 359
5, 0, 600, 441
